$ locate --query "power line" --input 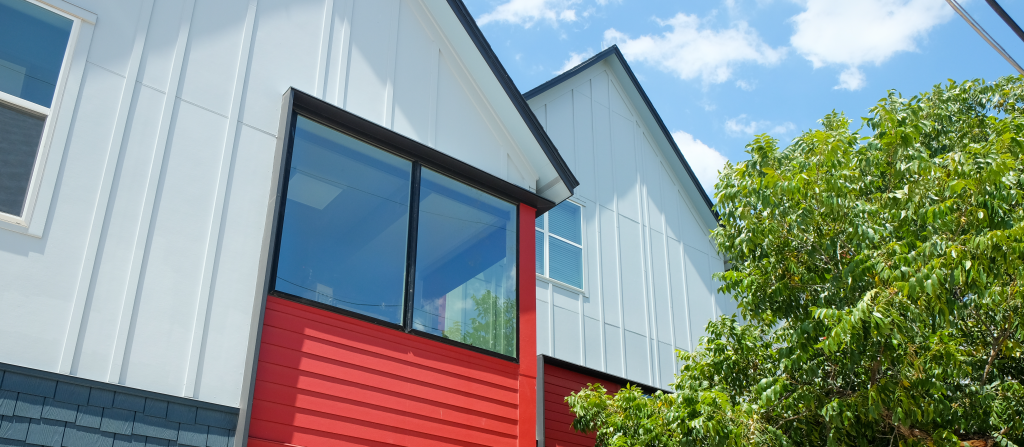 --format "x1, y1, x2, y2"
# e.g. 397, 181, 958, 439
984, 0, 1024, 45
946, 0, 1024, 75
